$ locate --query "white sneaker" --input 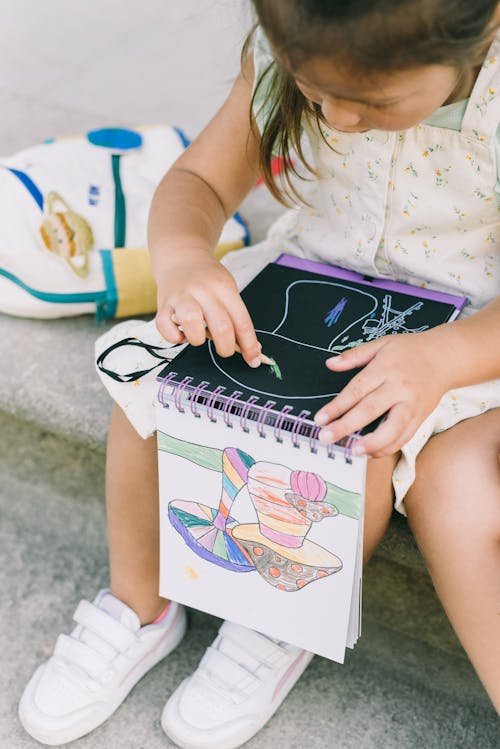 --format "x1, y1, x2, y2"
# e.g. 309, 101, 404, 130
161, 621, 313, 749
19, 589, 187, 746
